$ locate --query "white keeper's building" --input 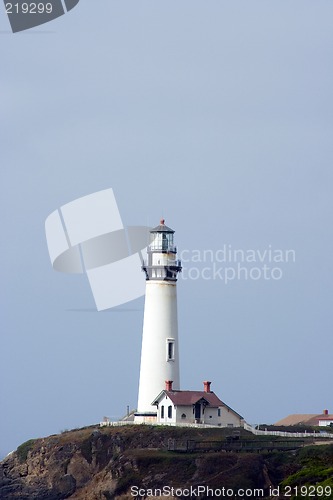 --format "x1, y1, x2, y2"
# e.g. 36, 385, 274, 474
152, 380, 243, 427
